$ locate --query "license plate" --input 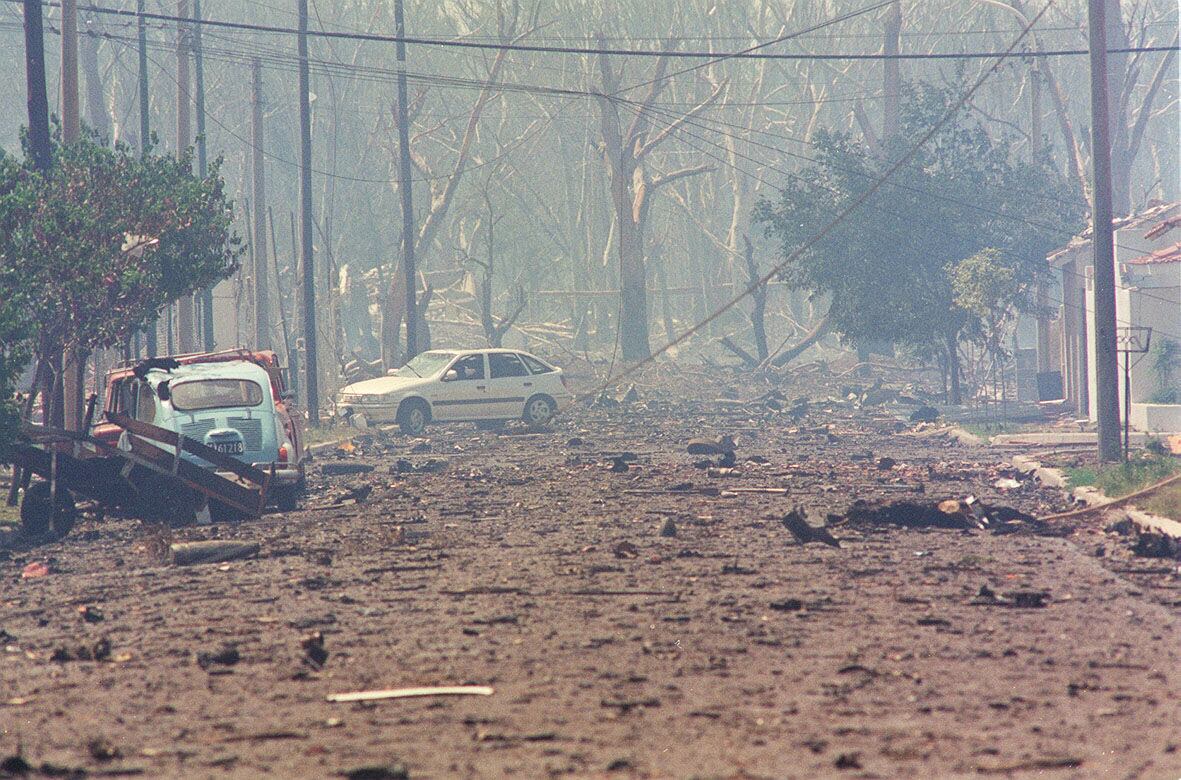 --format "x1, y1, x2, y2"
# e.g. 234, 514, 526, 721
212, 441, 244, 455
